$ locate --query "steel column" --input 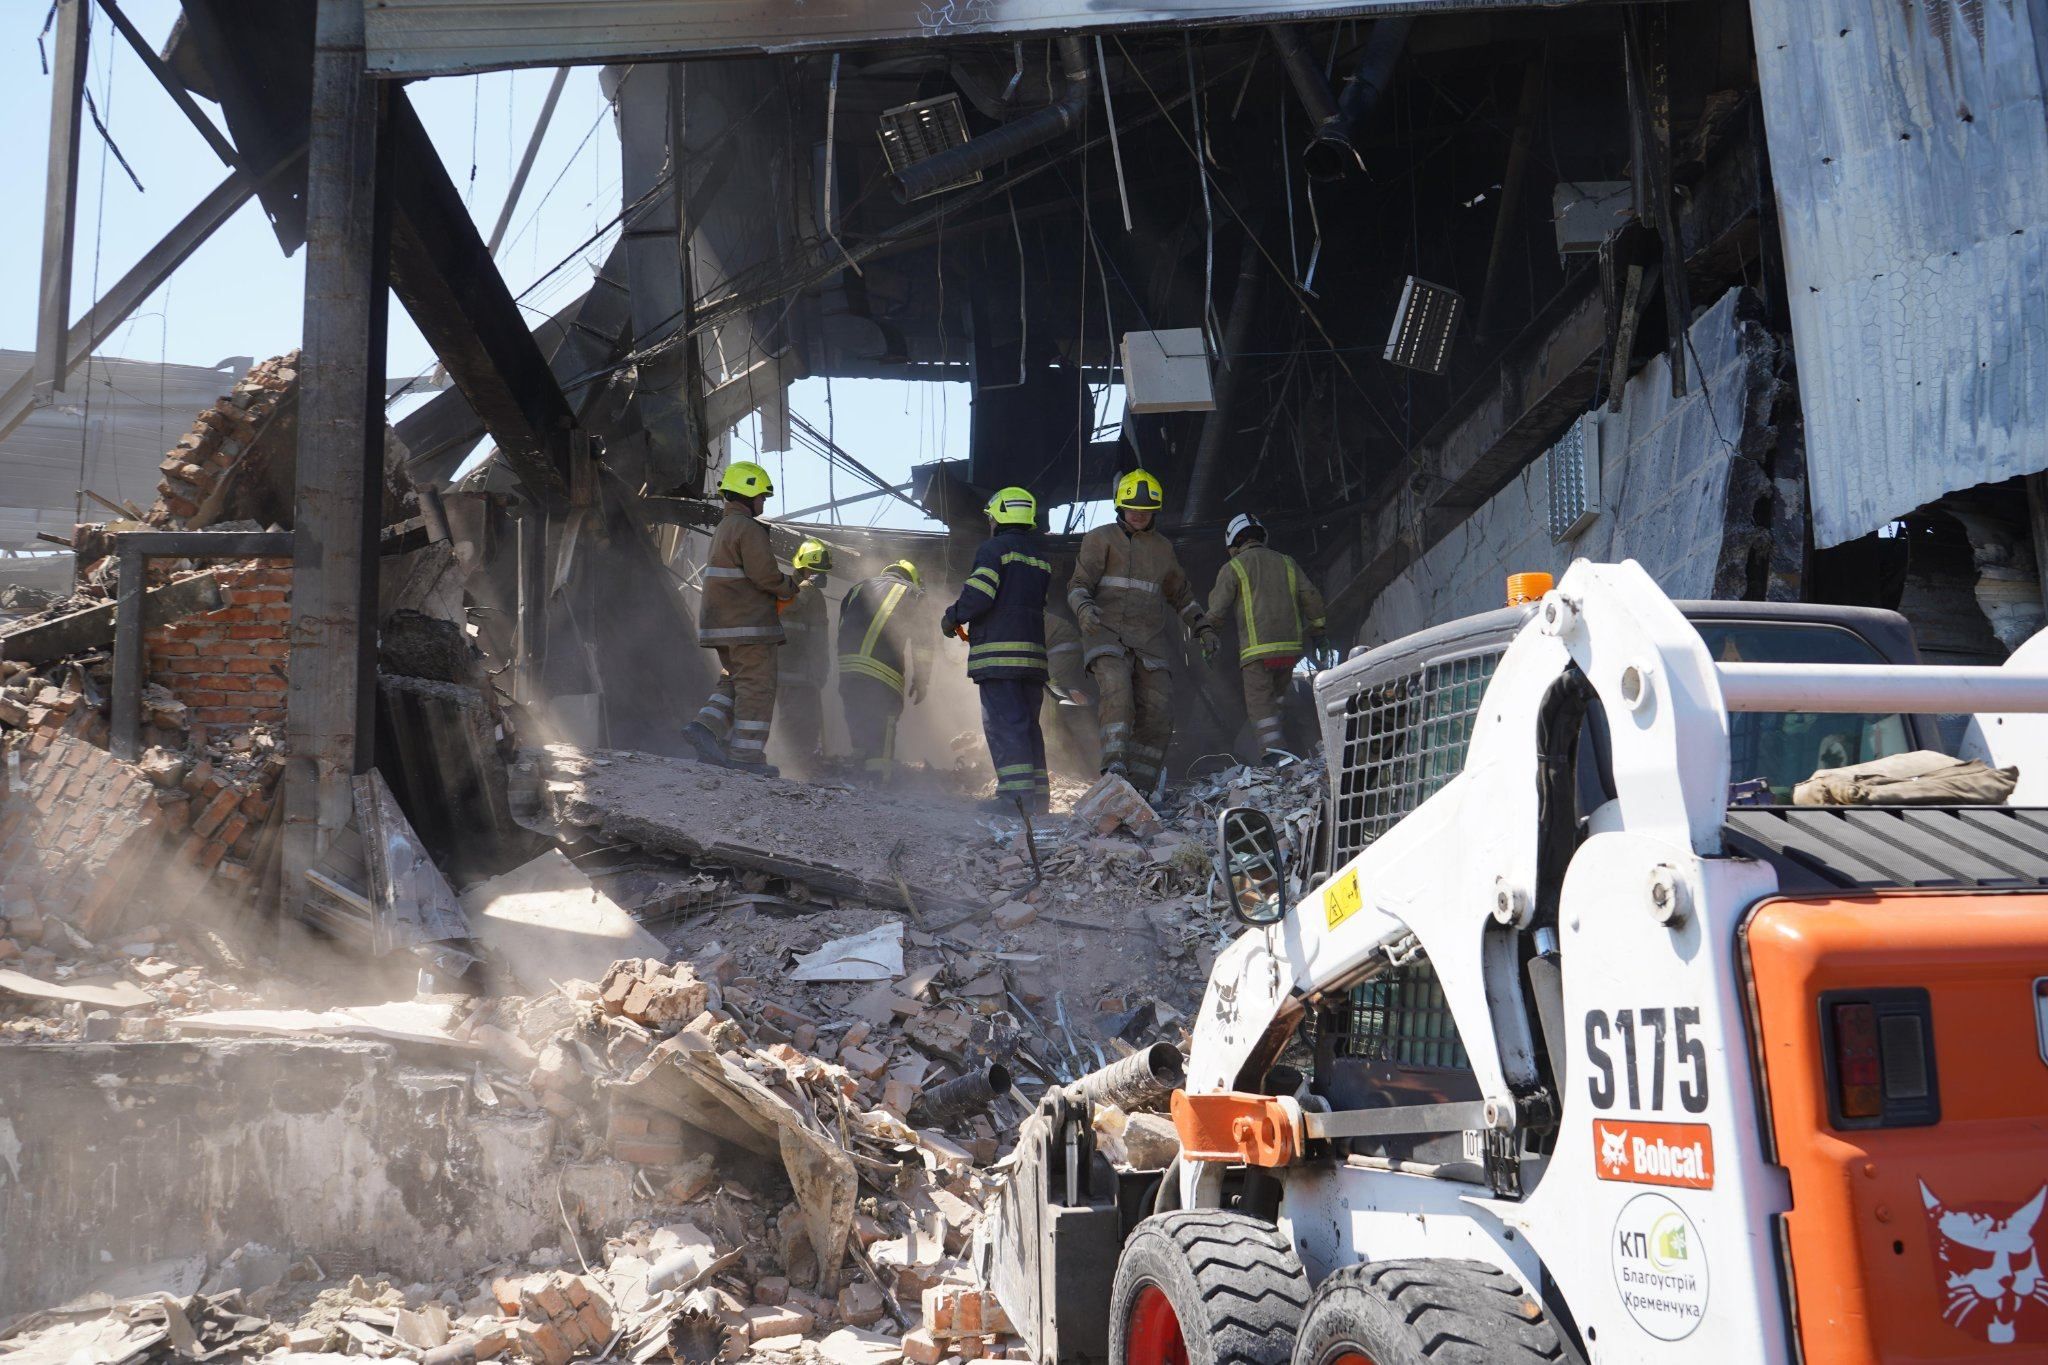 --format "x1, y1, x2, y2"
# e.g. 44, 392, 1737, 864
34, 0, 90, 403
284, 0, 388, 916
